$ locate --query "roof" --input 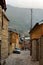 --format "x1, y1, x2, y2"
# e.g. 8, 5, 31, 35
3, 11, 9, 21
8, 28, 19, 35
39, 20, 43, 24
29, 23, 39, 33
29, 20, 43, 34
0, 0, 7, 11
